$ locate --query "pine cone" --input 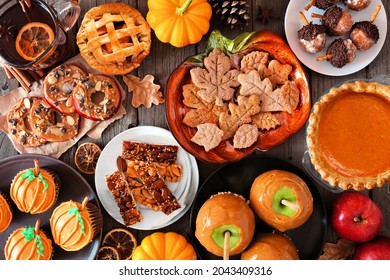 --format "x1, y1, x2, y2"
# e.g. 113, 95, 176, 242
209, 0, 250, 29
